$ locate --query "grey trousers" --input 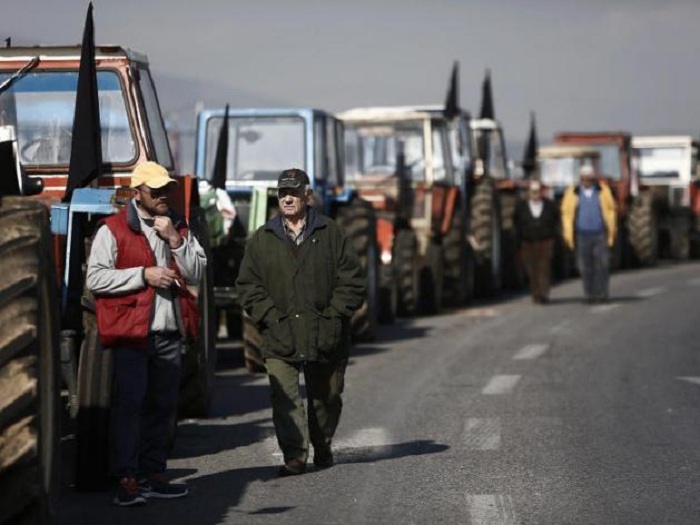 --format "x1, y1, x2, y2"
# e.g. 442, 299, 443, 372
265, 357, 347, 463
576, 233, 610, 299
111, 332, 182, 478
